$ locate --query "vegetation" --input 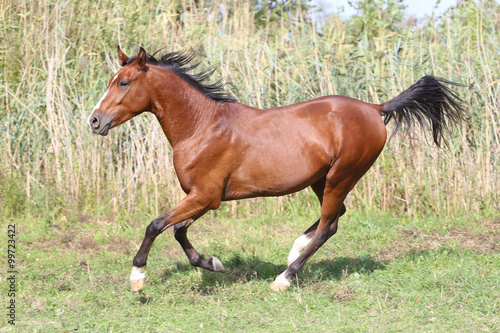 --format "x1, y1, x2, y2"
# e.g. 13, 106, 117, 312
1, 0, 499, 219
0, 0, 499, 331
11, 211, 500, 331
